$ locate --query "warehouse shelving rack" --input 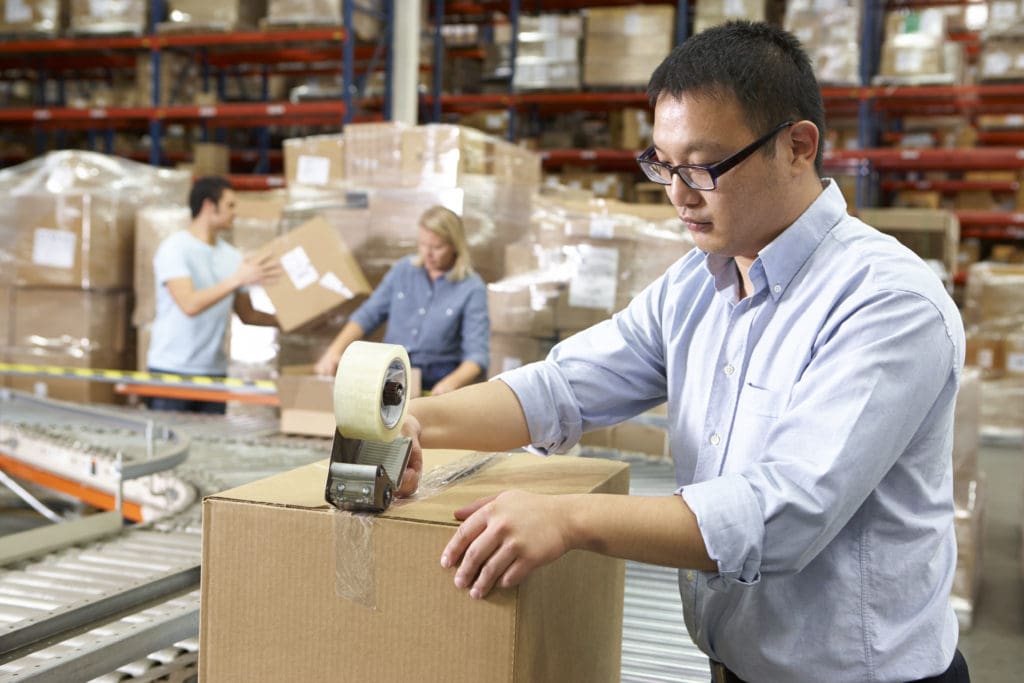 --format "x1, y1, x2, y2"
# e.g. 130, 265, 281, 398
0, 0, 393, 177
